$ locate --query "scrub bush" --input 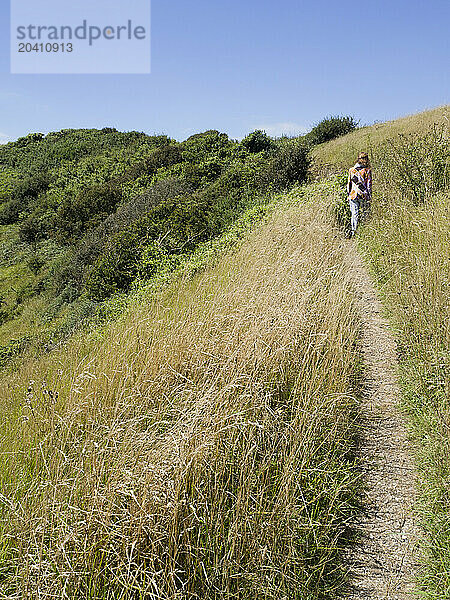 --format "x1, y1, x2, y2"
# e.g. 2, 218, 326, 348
378, 125, 449, 203
263, 139, 310, 189
241, 130, 275, 153
55, 183, 123, 241
306, 115, 358, 146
